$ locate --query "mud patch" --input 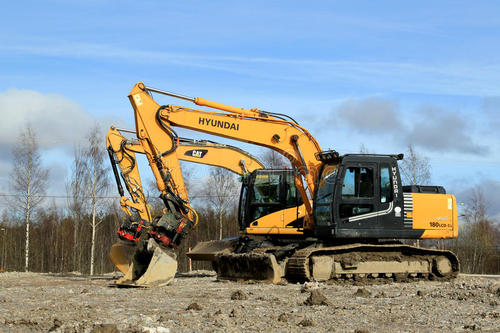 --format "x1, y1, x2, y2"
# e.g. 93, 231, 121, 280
277, 313, 290, 322
354, 288, 372, 297
91, 323, 120, 333
48, 318, 62, 331
186, 302, 202, 311
297, 318, 314, 327
231, 290, 248, 300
